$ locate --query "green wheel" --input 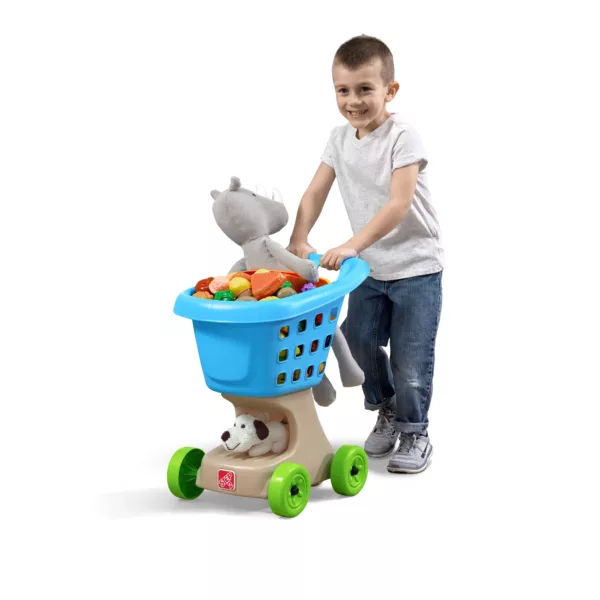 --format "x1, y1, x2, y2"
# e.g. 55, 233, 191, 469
331, 445, 368, 496
268, 462, 311, 518
167, 447, 205, 500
